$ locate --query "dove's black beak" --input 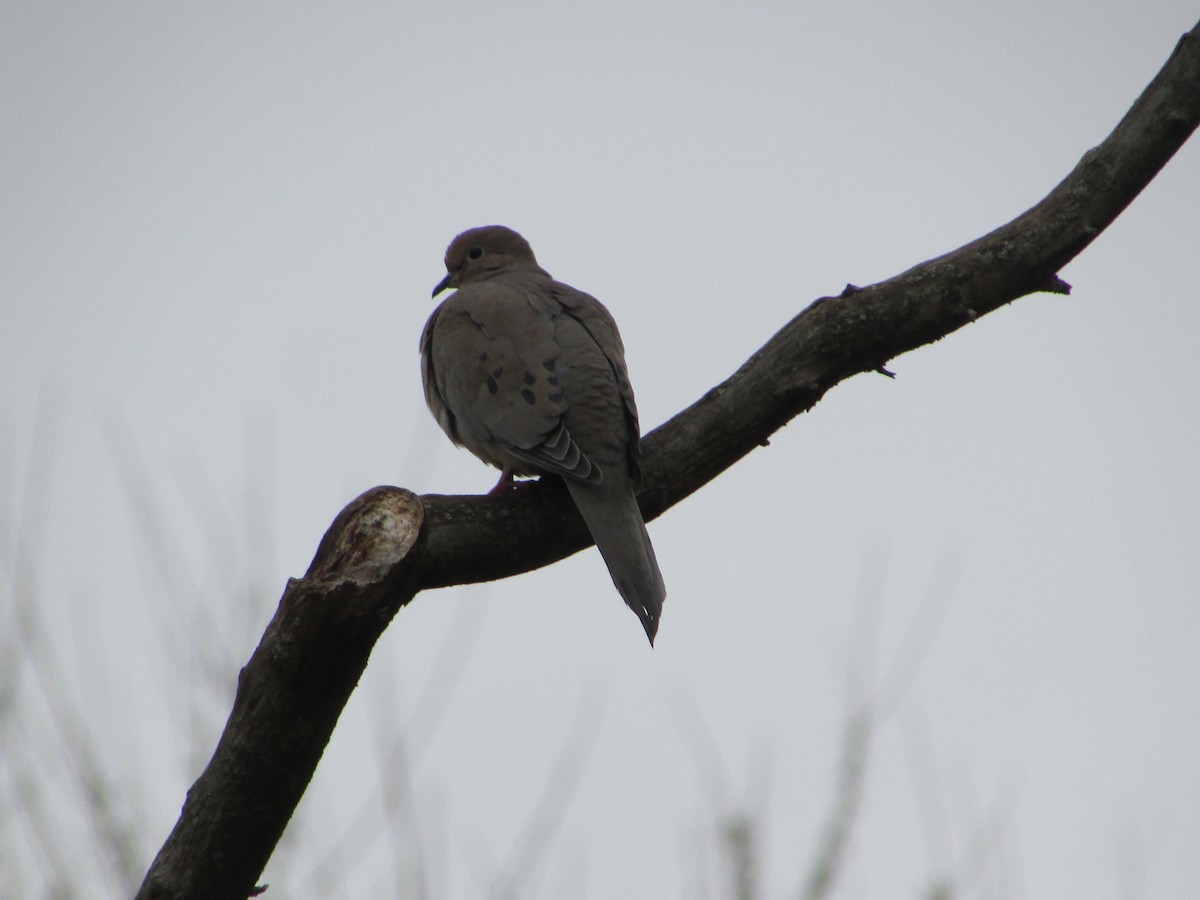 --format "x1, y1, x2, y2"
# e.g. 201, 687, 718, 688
432, 273, 454, 298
